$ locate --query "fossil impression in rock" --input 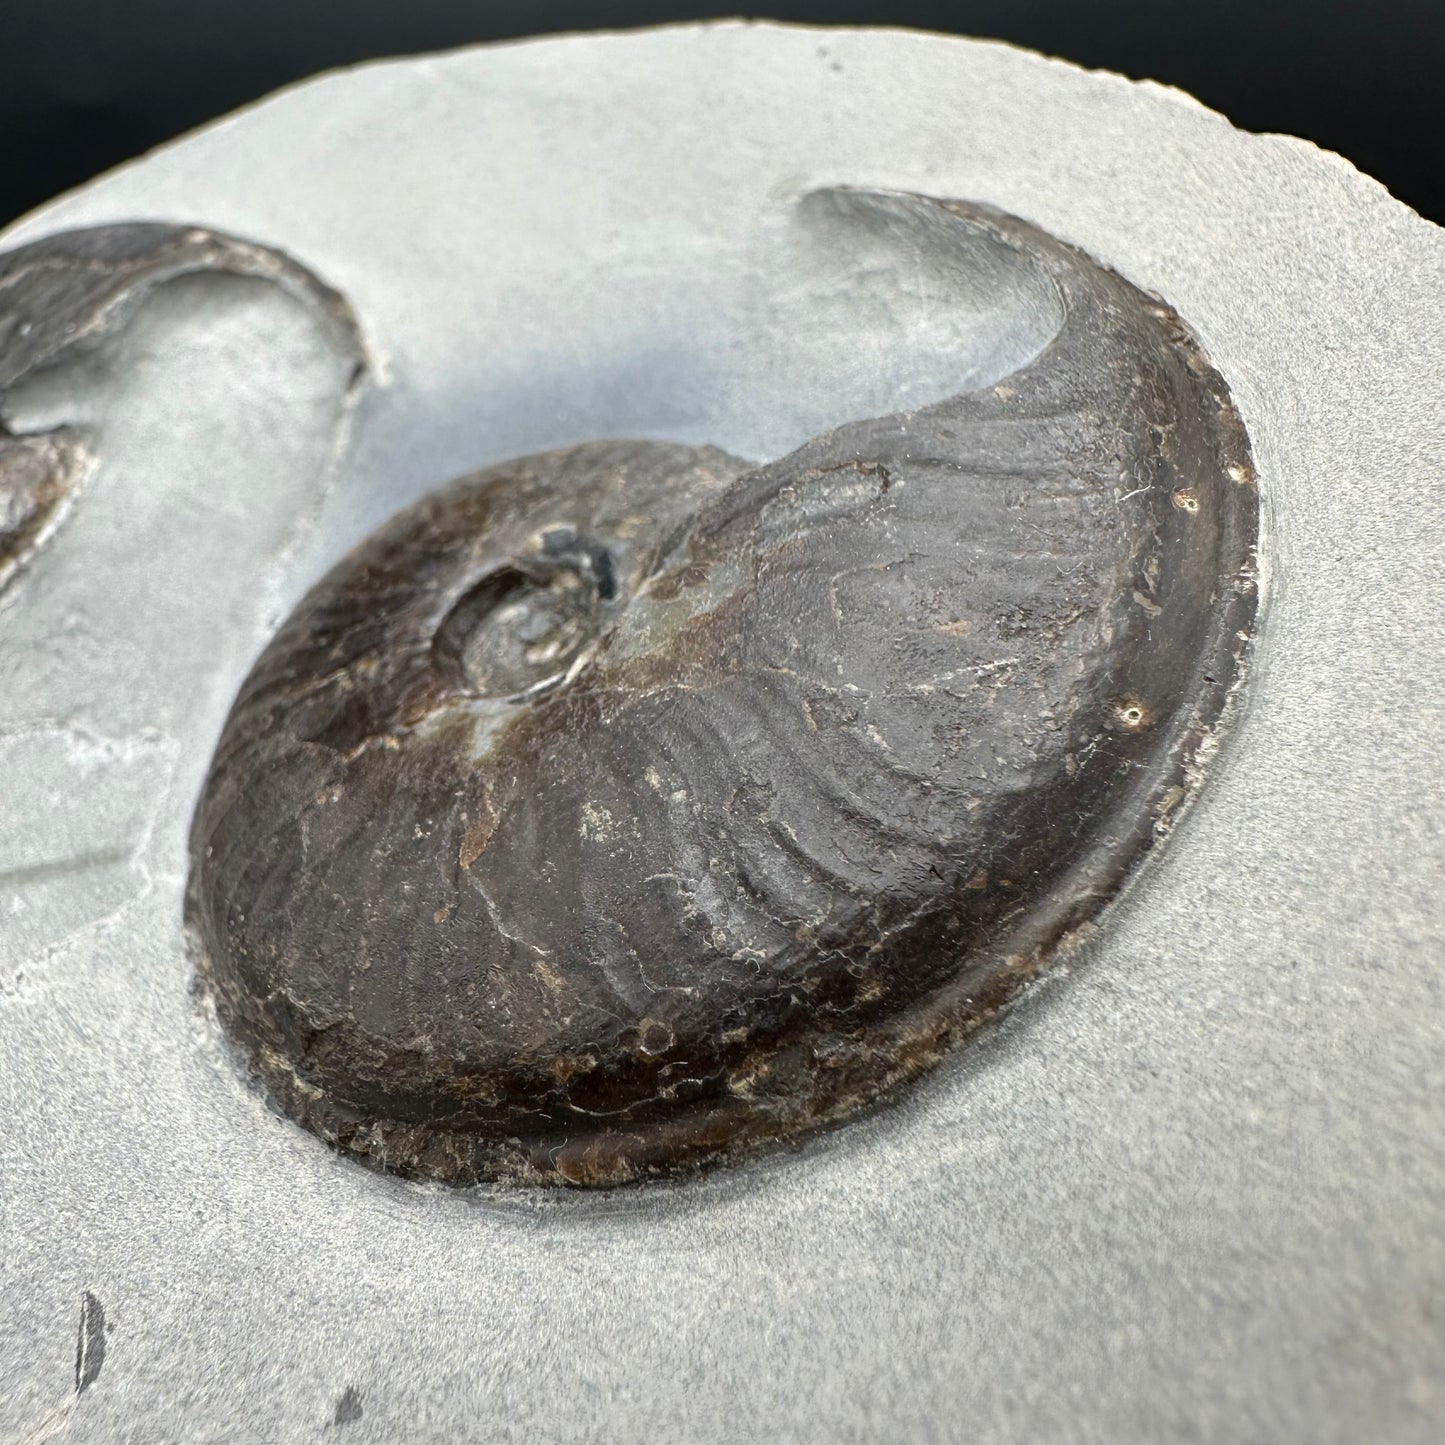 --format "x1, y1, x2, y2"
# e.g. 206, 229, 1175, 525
0, 223, 362, 599
175, 189, 1258, 1185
